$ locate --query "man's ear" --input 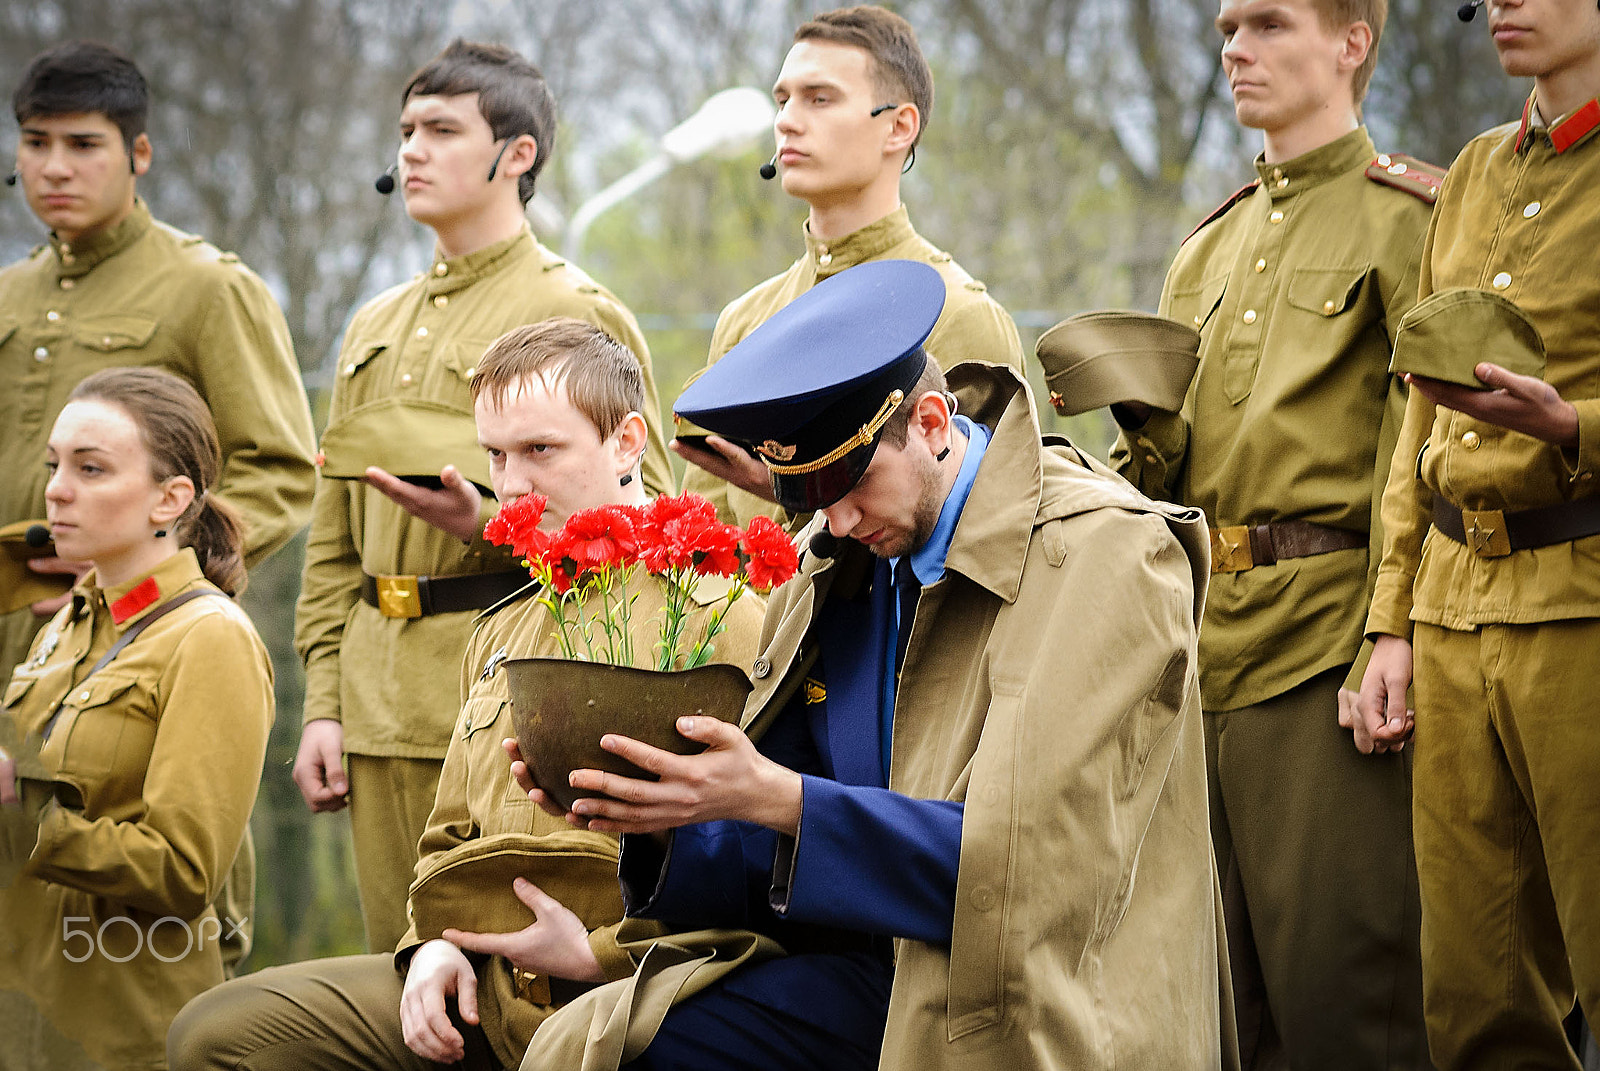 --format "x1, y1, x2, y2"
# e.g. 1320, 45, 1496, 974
499, 133, 539, 182
910, 389, 953, 455
884, 103, 919, 158
612, 411, 649, 474
1338, 21, 1373, 75
130, 132, 153, 178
